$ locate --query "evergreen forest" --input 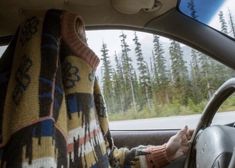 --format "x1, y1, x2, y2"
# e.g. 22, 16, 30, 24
97, 8, 235, 121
